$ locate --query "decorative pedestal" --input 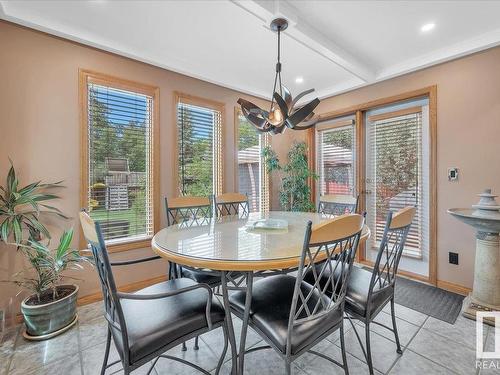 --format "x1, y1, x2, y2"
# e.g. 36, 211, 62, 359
462, 233, 500, 326
449, 190, 500, 327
